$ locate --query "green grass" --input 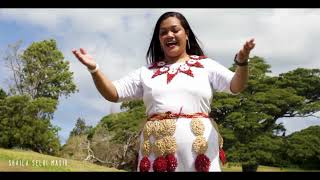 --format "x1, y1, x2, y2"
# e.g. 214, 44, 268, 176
0, 148, 124, 172
222, 162, 320, 172
2, 148, 318, 172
